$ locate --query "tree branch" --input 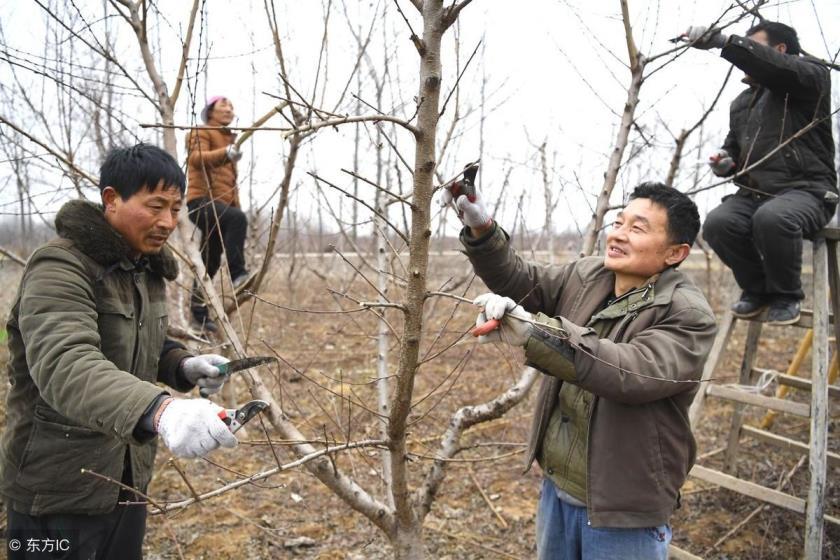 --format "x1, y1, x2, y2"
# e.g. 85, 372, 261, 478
168, 0, 201, 107
417, 367, 539, 519
0, 245, 27, 267
282, 113, 419, 138
0, 115, 98, 187
619, 0, 639, 71
442, 0, 474, 30
154, 440, 389, 513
